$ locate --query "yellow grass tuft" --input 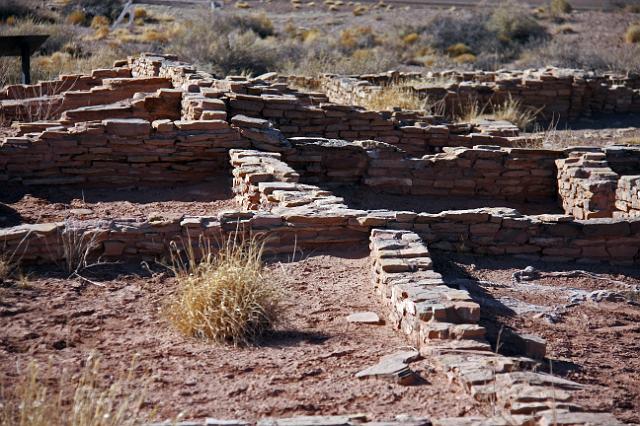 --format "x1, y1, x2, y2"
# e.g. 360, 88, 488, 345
0, 354, 148, 426
166, 237, 281, 346
402, 32, 419, 45
141, 28, 169, 43
625, 24, 640, 44
491, 95, 541, 130
133, 7, 147, 19
457, 95, 541, 130
446, 43, 473, 57
66, 10, 86, 26
363, 84, 425, 111
90, 15, 110, 29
